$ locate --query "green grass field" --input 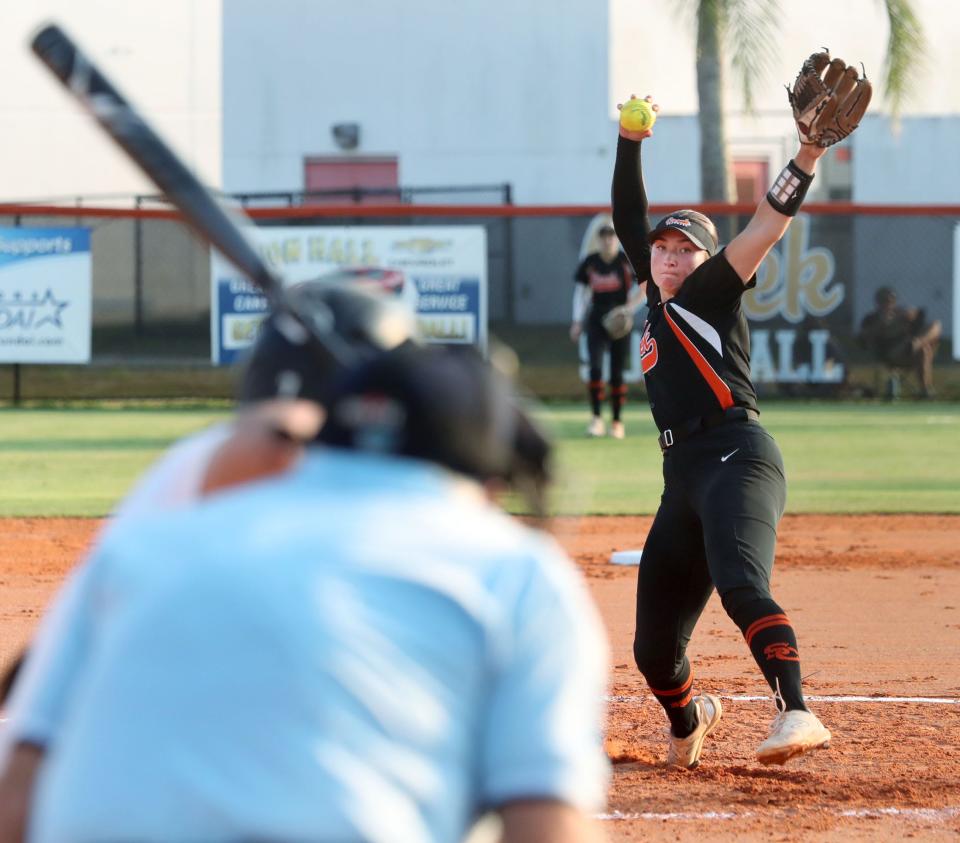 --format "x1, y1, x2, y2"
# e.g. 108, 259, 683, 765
0, 402, 957, 517
545, 402, 960, 515
0, 407, 229, 517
